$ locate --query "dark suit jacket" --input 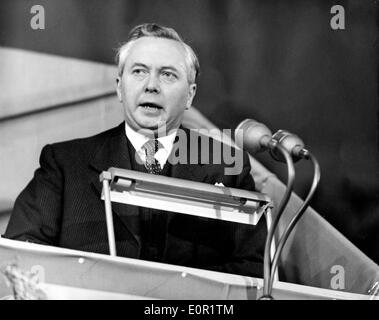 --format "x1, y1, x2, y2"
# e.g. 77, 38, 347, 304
4, 122, 267, 278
